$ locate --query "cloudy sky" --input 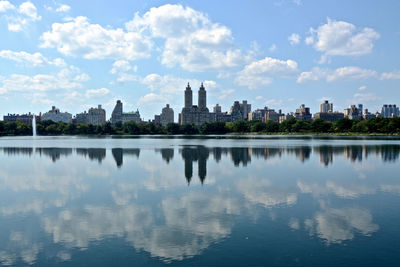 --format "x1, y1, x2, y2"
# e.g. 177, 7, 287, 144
0, 0, 399, 120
